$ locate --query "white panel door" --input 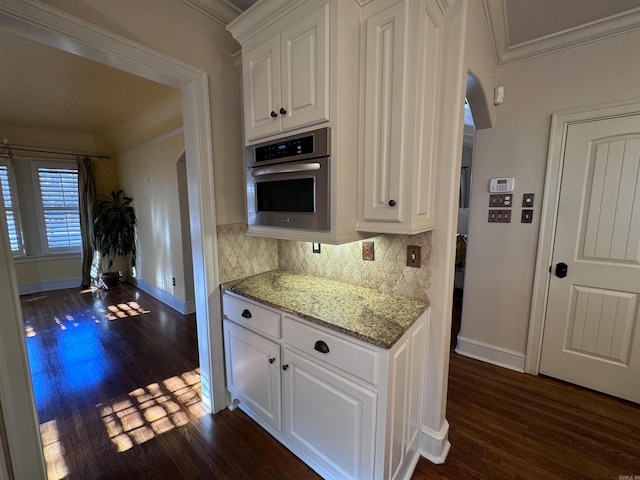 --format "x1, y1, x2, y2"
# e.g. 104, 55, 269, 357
540, 114, 640, 403
282, 348, 376, 480
280, 4, 330, 133
223, 321, 282, 430
243, 36, 282, 141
